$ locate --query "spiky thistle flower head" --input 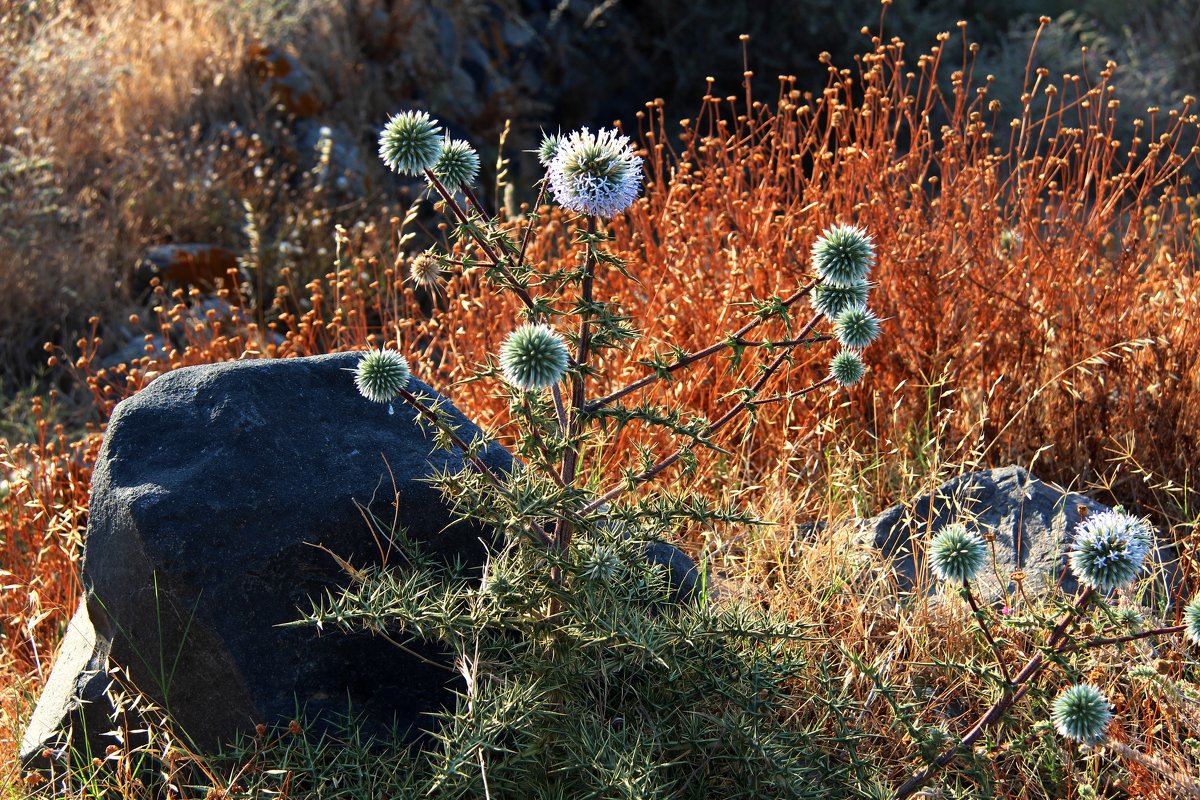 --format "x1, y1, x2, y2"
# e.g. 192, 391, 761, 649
354, 348, 411, 403
500, 323, 570, 391
829, 350, 865, 387
929, 523, 987, 583
1051, 684, 1111, 744
834, 305, 881, 350
378, 110, 442, 176
811, 279, 872, 320
1069, 509, 1153, 592
1184, 596, 1200, 645
429, 135, 480, 190
812, 224, 875, 286
546, 127, 643, 218
537, 132, 561, 167
410, 251, 444, 289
